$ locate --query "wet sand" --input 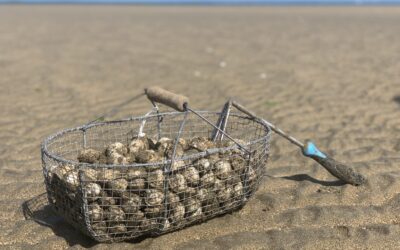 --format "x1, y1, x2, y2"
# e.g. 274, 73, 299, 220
1, 5, 400, 249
